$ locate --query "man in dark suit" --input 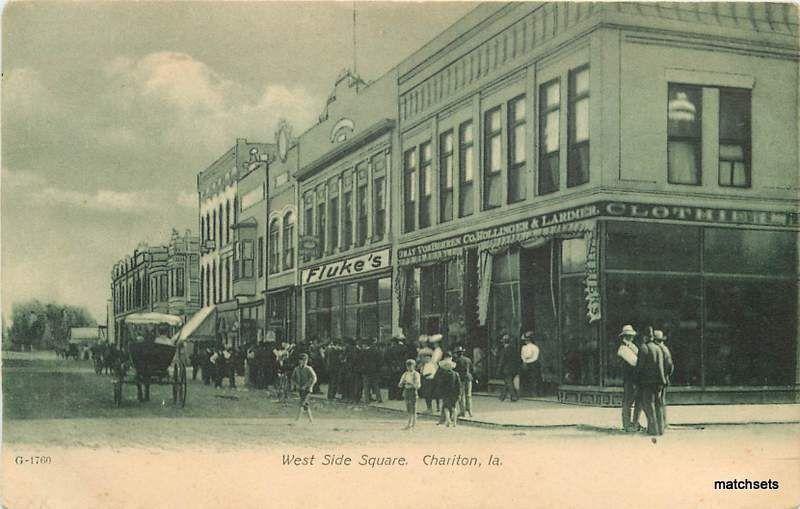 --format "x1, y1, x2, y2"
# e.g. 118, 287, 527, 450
653, 330, 673, 433
497, 334, 520, 402
636, 332, 667, 436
